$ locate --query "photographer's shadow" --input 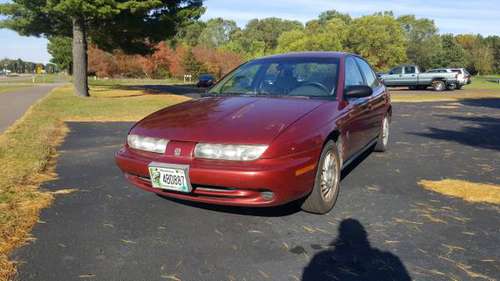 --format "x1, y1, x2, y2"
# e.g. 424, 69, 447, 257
302, 219, 412, 281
